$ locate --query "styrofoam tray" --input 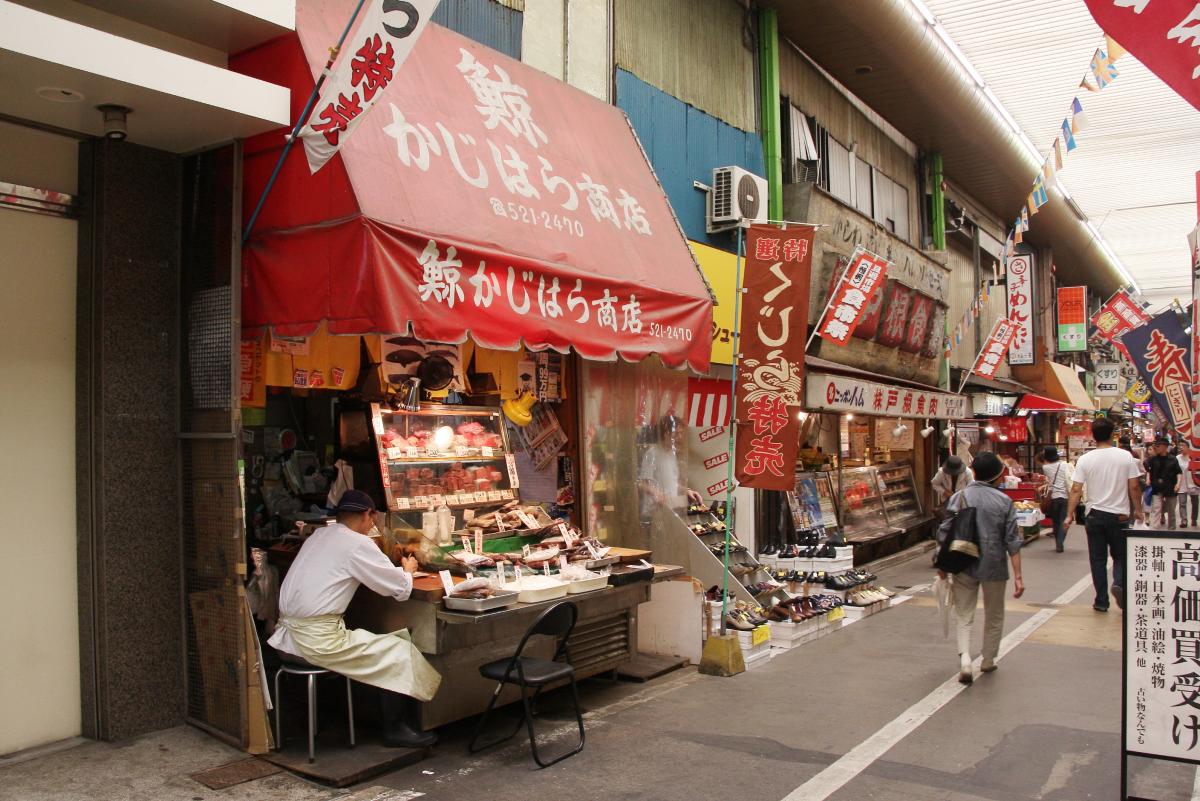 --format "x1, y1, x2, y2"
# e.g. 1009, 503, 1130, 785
566, 573, 610, 594
502, 577, 570, 604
